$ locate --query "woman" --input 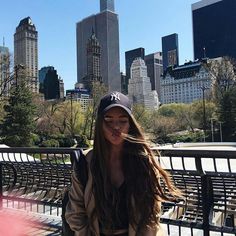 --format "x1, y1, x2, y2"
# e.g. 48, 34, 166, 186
66, 91, 179, 236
